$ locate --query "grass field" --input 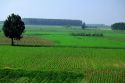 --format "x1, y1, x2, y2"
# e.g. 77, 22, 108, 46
0, 25, 125, 83
1, 25, 125, 47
